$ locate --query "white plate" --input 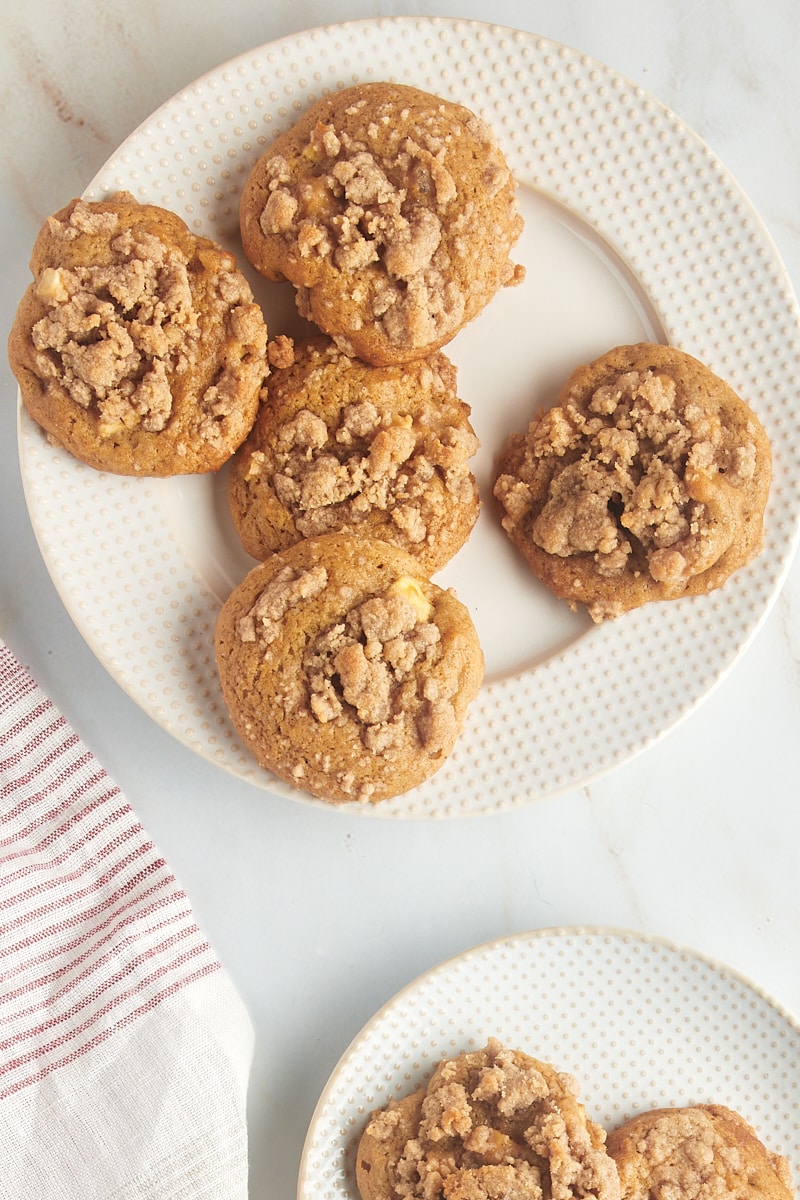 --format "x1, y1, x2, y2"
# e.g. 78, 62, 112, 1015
298, 927, 800, 1199
18, 17, 800, 817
